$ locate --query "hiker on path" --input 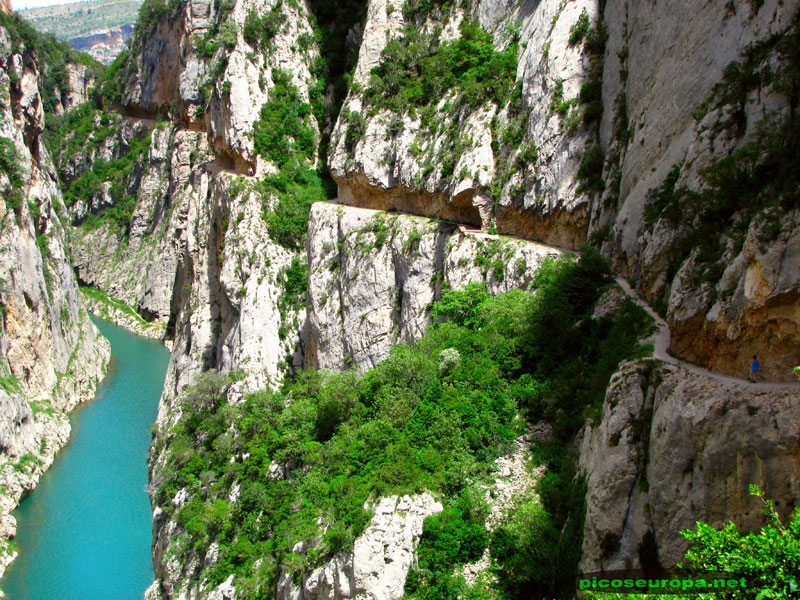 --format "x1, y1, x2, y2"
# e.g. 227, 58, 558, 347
749, 355, 759, 383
